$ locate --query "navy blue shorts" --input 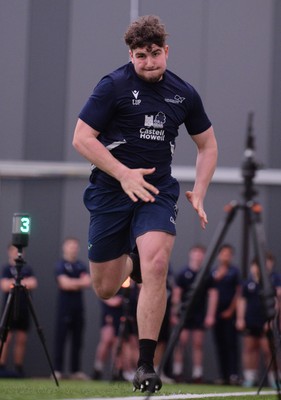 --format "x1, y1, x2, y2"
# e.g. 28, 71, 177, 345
243, 326, 265, 338
83, 178, 179, 262
183, 317, 205, 331
9, 315, 30, 331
